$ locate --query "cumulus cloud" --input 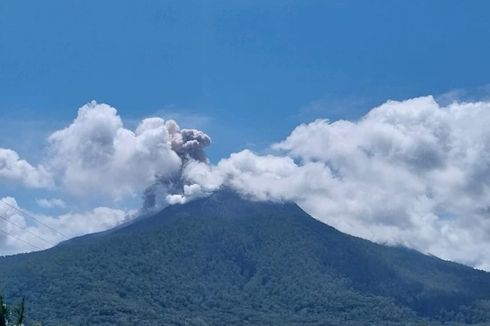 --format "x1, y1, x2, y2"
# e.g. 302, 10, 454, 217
5, 96, 490, 271
0, 196, 132, 255
0, 148, 53, 188
36, 198, 66, 209
0, 101, 212, 255
179, 96, 490, 270
48, 101, 210, 201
